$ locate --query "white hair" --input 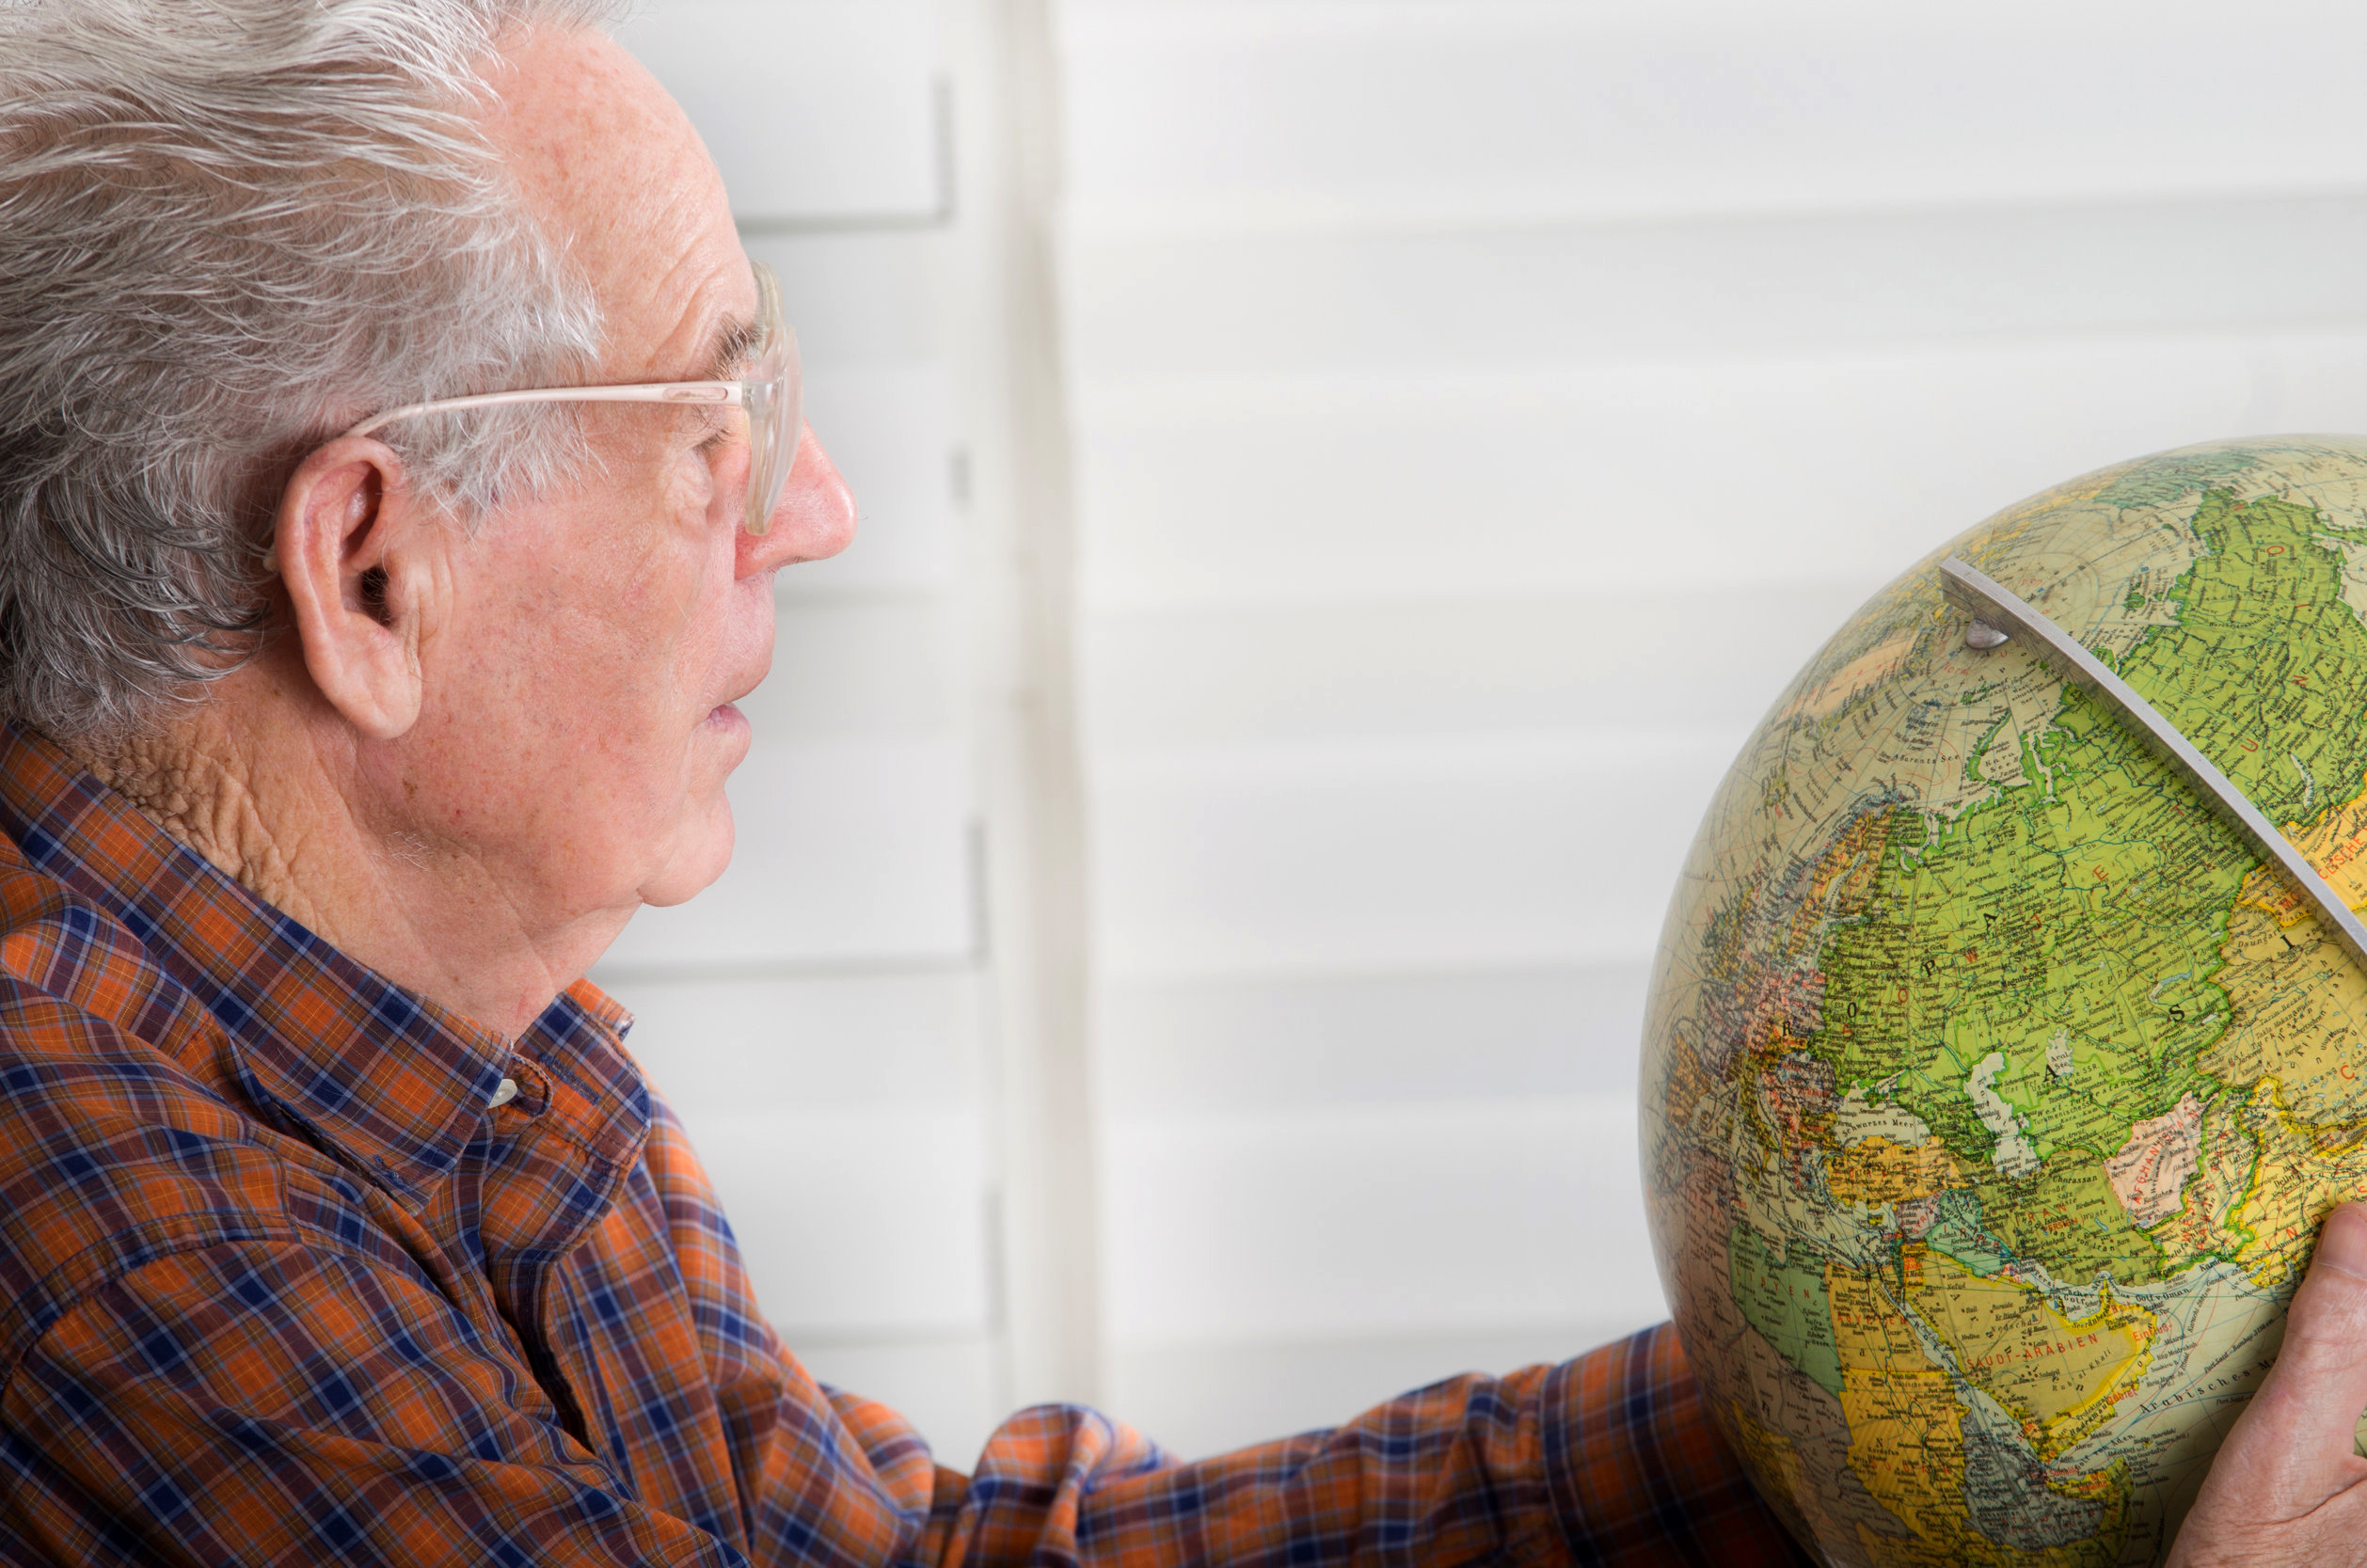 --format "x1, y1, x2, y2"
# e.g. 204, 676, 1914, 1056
0, 0, 629, 739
